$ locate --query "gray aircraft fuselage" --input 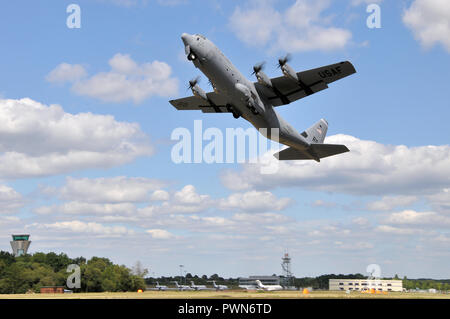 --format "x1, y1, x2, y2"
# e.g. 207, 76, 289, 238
181, 33, 310, 151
